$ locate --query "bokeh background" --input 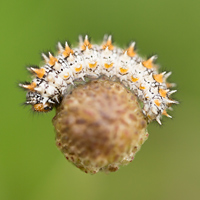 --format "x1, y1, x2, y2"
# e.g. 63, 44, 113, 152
0, 0, 199, 199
